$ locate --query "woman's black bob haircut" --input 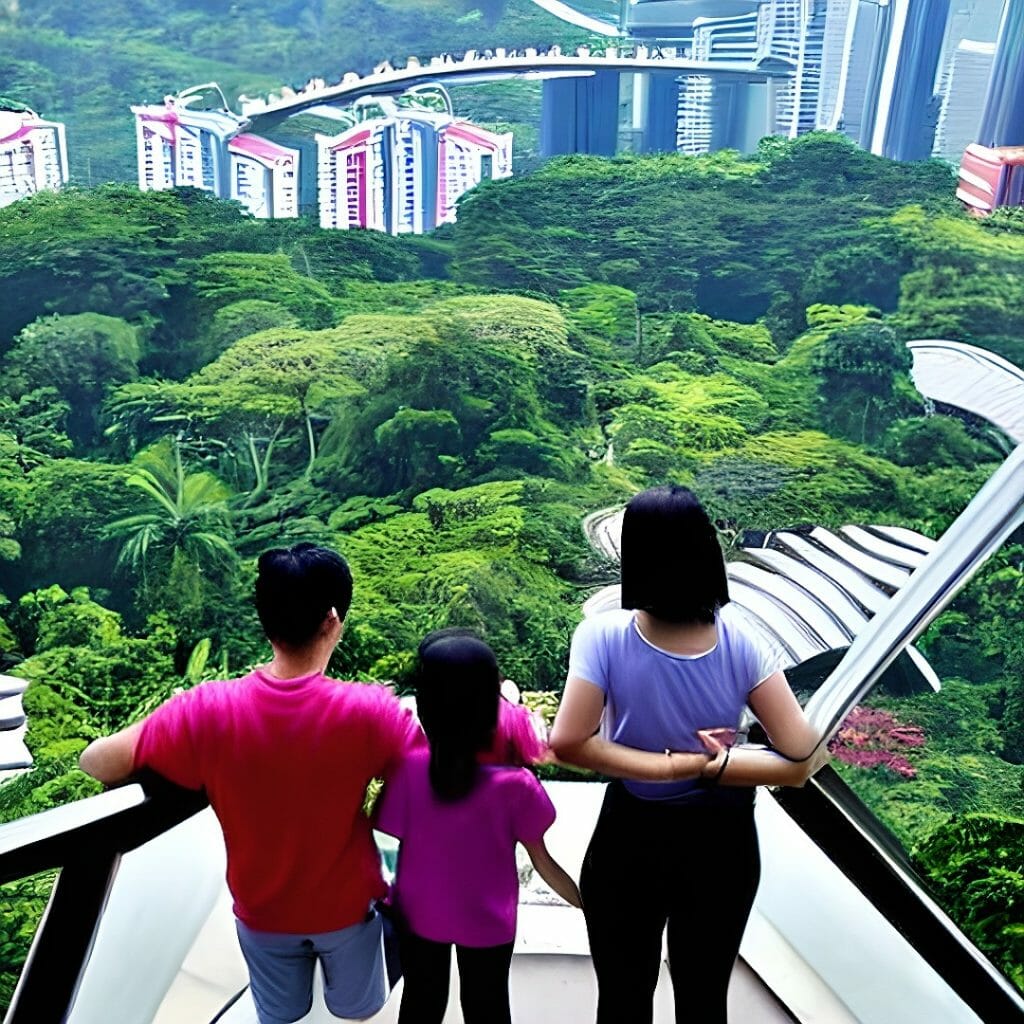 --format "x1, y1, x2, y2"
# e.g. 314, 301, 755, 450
413, 628, 500, 801
255, 543, 353, 649
620, 485, 729, 624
